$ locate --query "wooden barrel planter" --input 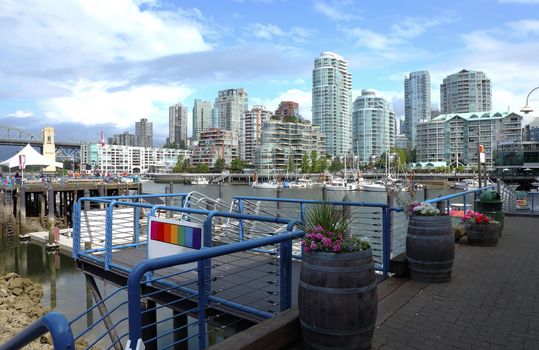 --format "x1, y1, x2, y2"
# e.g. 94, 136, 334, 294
406, 215, 455, 283
298, 249, 377, 350
466, 222, 501, 246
